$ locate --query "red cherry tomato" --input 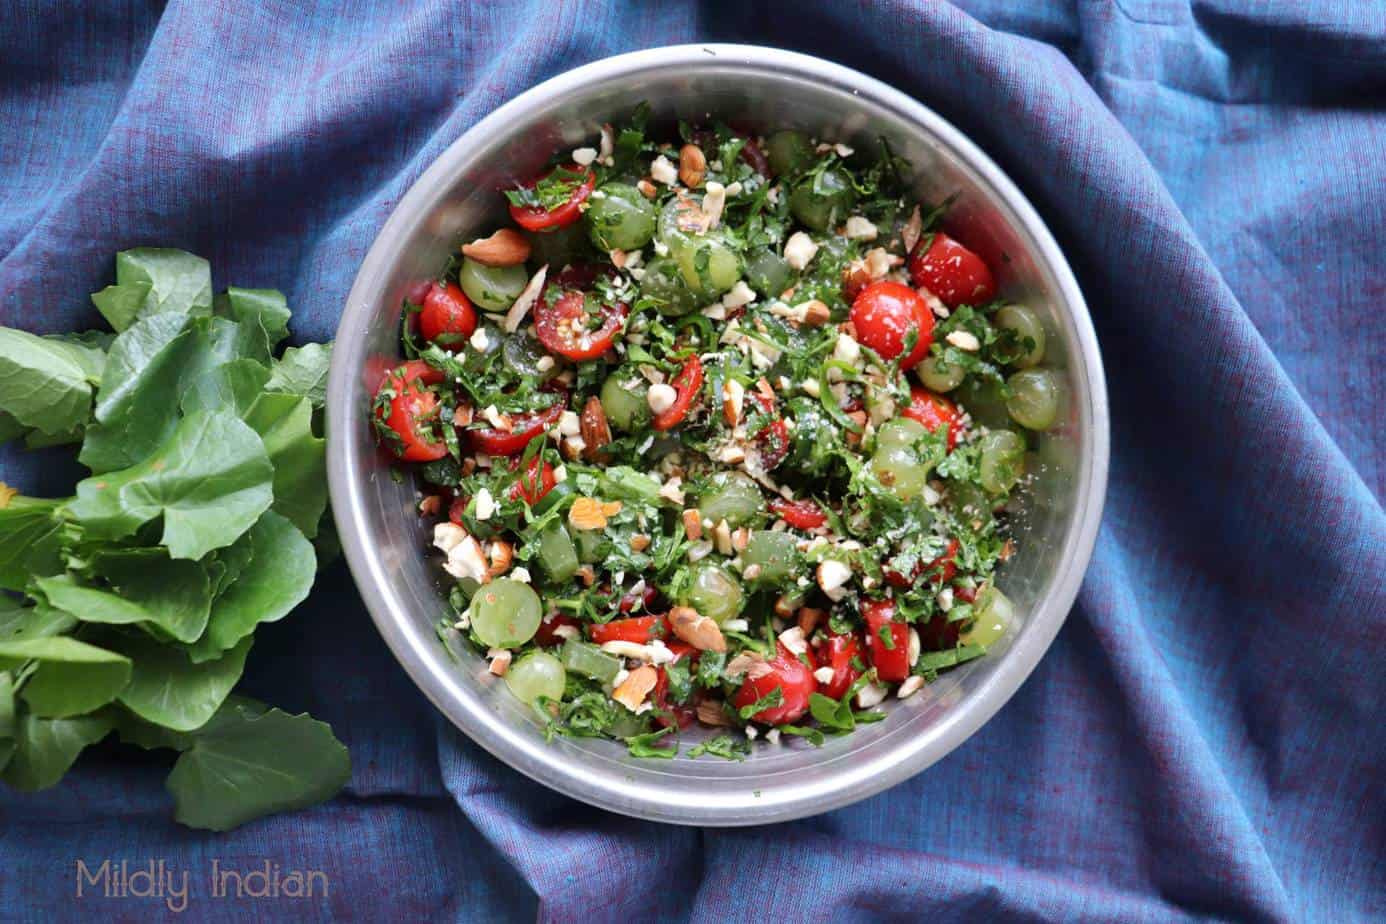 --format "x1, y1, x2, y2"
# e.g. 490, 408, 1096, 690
652, 355, 704, 431
740, 138, 770, 176
587, 615, 667, 645
908, 232, 996, 308
617, 584, 660, 615
418, 281, 477, 349
733, 643, 817, 725
506, 165, 595, 232
768, 498, 827, 530
552, 261, 616, 291
849, 281, 935, 370
533, 613, 581, 648
756, 419, 791, 470
508, 455, 557, 505
654, 642, 699, 729
884, 538, 961, 589
374, 361, 448, 462
447, 494, 469, 526
916, 612, 961, 651
862, 599, 911, 682
902, 387, 963, 451
467, 399, 566, 456
818, 632, 862, 700
534, 290, 628, 361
